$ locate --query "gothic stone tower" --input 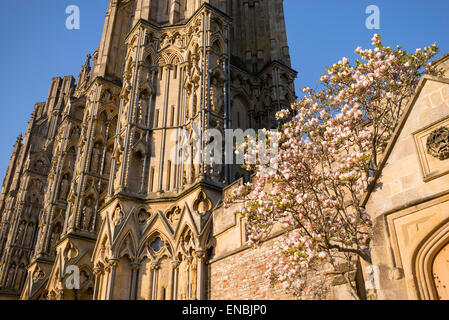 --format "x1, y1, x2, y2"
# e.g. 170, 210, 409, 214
0, 0, 296, 300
